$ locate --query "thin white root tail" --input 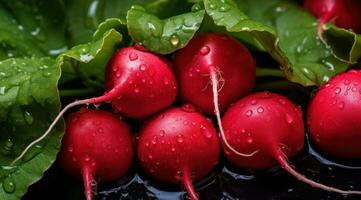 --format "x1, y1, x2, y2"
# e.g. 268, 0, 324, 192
11, 99, 90, 165
11, 84, 125, 165
210, 66, 259, 158
276, 152, 361, 195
